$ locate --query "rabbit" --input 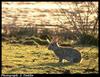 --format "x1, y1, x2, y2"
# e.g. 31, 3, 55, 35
48, 37, 81, 63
